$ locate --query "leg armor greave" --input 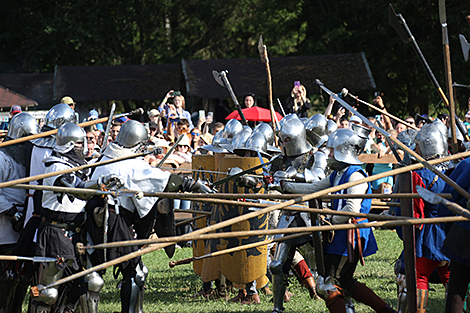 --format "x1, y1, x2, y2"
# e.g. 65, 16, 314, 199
29, 264, 63, 313
270, 242, 291, 313
121, 263, 148, 313
77, 271, 104, 313
396, 273, 408, 313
